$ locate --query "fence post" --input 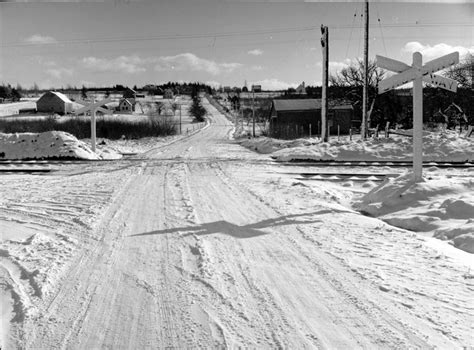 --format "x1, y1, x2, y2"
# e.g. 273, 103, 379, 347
349, 128, 352, 141
309, 123, 312, 138
337, 124, 340, 140
318, 121, 321, 139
